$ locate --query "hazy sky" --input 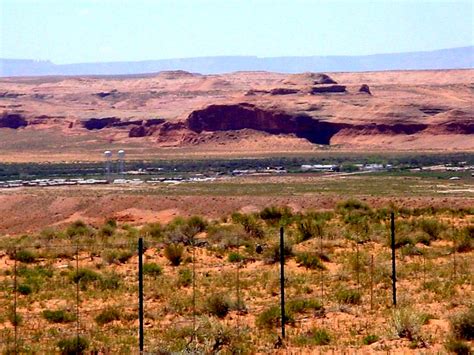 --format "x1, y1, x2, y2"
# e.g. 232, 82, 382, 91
1, 0, 472, 63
